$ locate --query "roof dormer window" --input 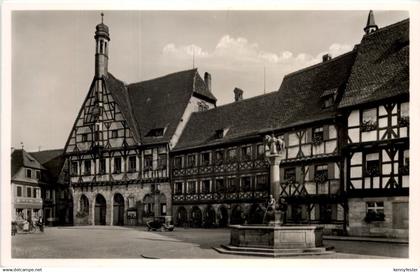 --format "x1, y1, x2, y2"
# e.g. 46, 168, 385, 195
146, 127, 166, 137
215, 128, 229, 139
321, 88, 337, 109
